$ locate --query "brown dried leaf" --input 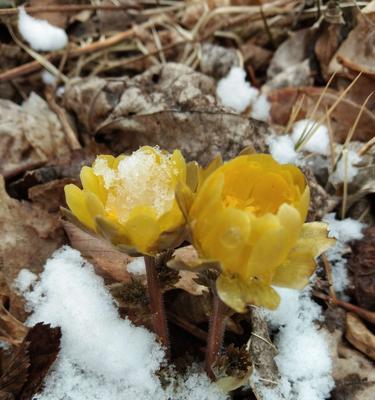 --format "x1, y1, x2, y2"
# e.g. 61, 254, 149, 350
329, 14, 375, 76
18, 323, 61, 400
0, 294, 28, 347
63, 221, 132, 284
200, 43, 239, 79
0, 342, 29, 398
64, 63, 270, 165
175, 270, 208, 296
346, 313, 375, 360
0, 93, 71, 178
350, 225, 375, 311
0, 177, 65, 320
266, 27, 316, 89
328, 328, 375, 400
